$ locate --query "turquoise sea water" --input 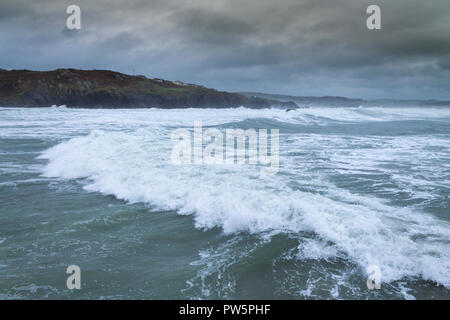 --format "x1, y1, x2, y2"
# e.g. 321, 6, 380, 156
0, 106, 449, 299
